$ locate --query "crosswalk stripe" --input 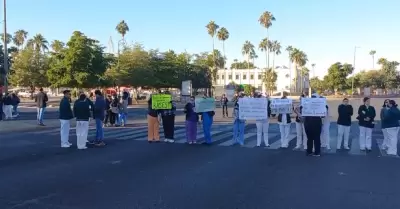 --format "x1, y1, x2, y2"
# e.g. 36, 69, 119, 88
267, 134, 296, 150
218, 129, 256, 146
